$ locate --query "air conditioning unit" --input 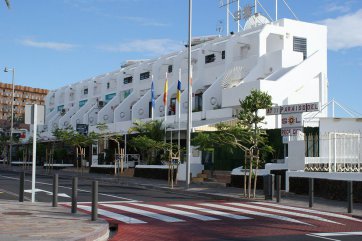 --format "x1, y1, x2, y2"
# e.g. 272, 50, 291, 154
98, 101, 105, 108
